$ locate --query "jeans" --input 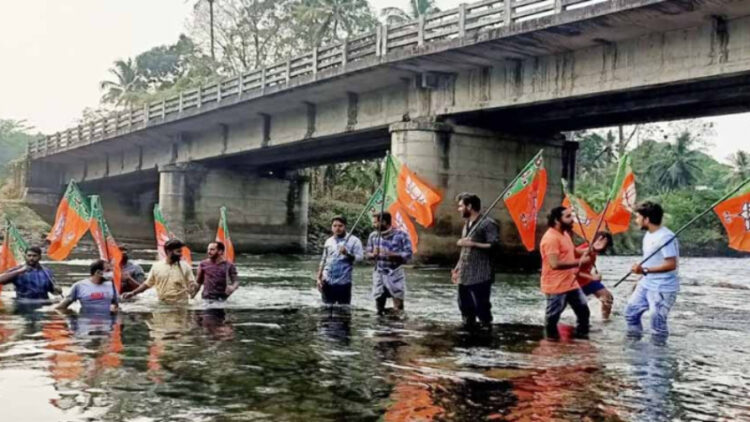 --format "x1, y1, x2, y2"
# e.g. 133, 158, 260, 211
321, 283, 352, 305
625, 283, 678, 339
545, 288, 590, 339
458, 281, 493, 326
